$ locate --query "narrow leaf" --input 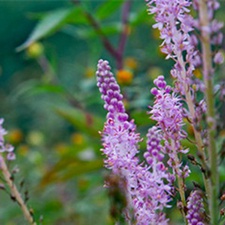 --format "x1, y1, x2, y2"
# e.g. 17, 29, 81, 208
55, 107, 104, 137
16, 8, 74, 51
39, 158, 103, 187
